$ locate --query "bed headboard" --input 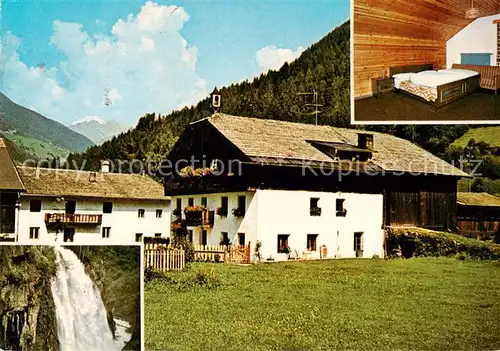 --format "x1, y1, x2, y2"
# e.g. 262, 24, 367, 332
389, 64, 434, 76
